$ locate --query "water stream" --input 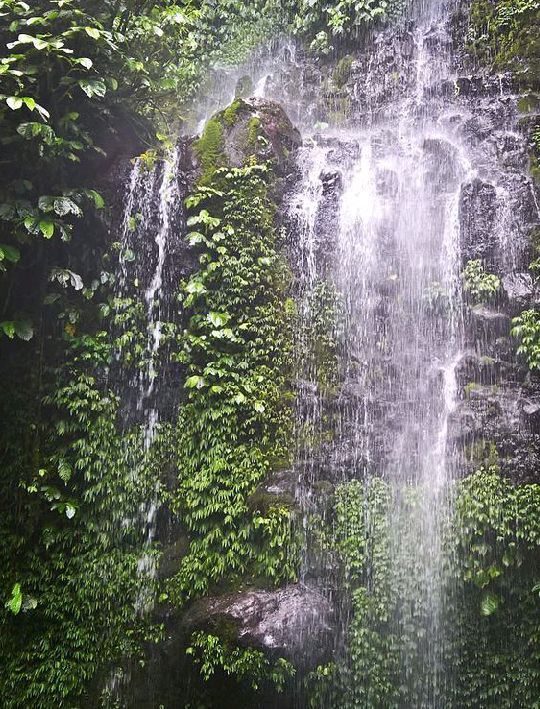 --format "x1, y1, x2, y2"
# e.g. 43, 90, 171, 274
284, 0, 524, 703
